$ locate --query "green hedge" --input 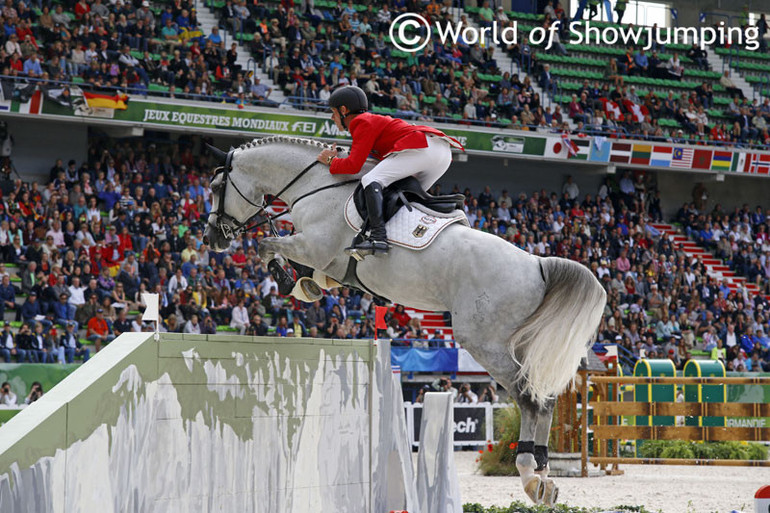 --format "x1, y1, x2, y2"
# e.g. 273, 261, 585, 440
462, 503, 656, 513
638, 440, 768, 460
